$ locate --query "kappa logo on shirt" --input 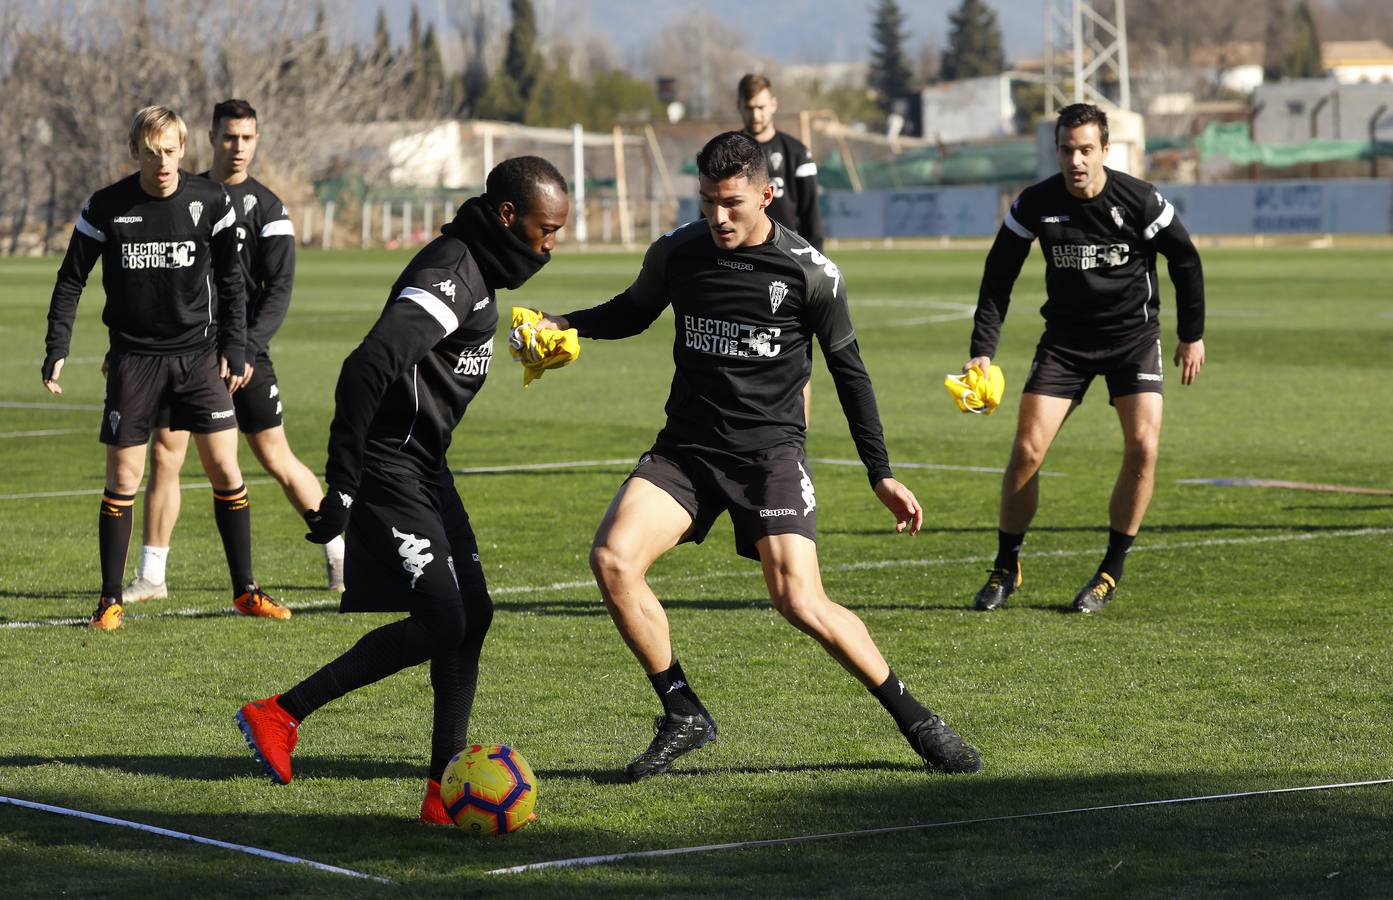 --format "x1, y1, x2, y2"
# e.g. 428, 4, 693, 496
188, 201, 204, 226
433, 279, 457, 300
1040, 215, 1070, 223
112, 215, 143, 224
789, 246, 841, 295
717, 258, 753, 272
391, 527, 434, 588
